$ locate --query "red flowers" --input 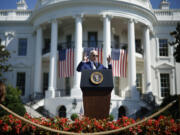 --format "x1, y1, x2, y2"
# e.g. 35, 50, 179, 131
0, 120, 3, 125
0, 114, 179, 134
2, 124, 9, 132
